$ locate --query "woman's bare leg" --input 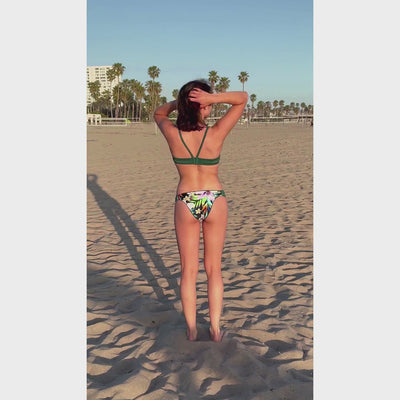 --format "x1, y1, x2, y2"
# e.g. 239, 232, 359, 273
202, 197, 228, 341
174, 201, 201, 340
